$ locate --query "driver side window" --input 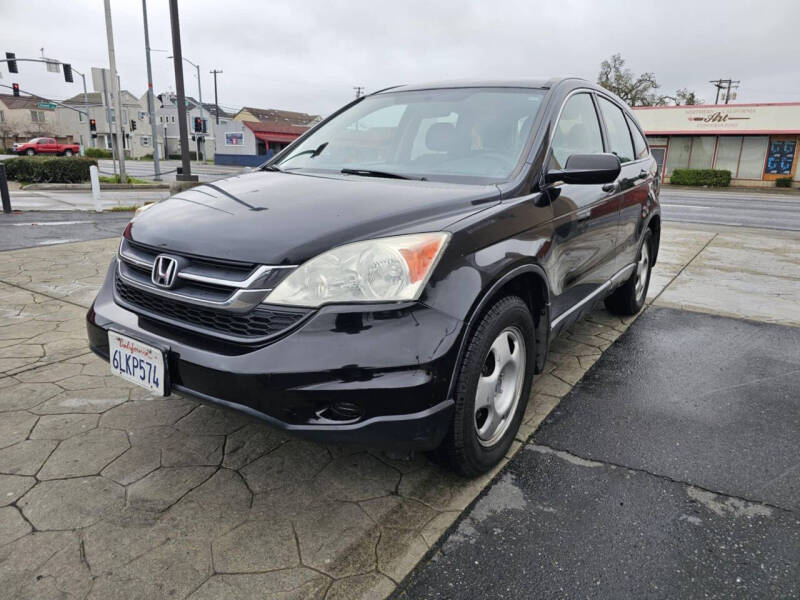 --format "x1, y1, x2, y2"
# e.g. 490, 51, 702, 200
551, 93, 604, 169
